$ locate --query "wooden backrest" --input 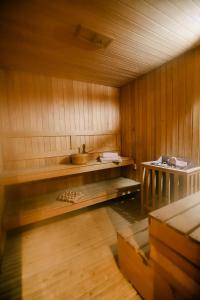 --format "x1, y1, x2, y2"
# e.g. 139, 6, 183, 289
0, 69, 121, 171
0, 131, 120, 170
